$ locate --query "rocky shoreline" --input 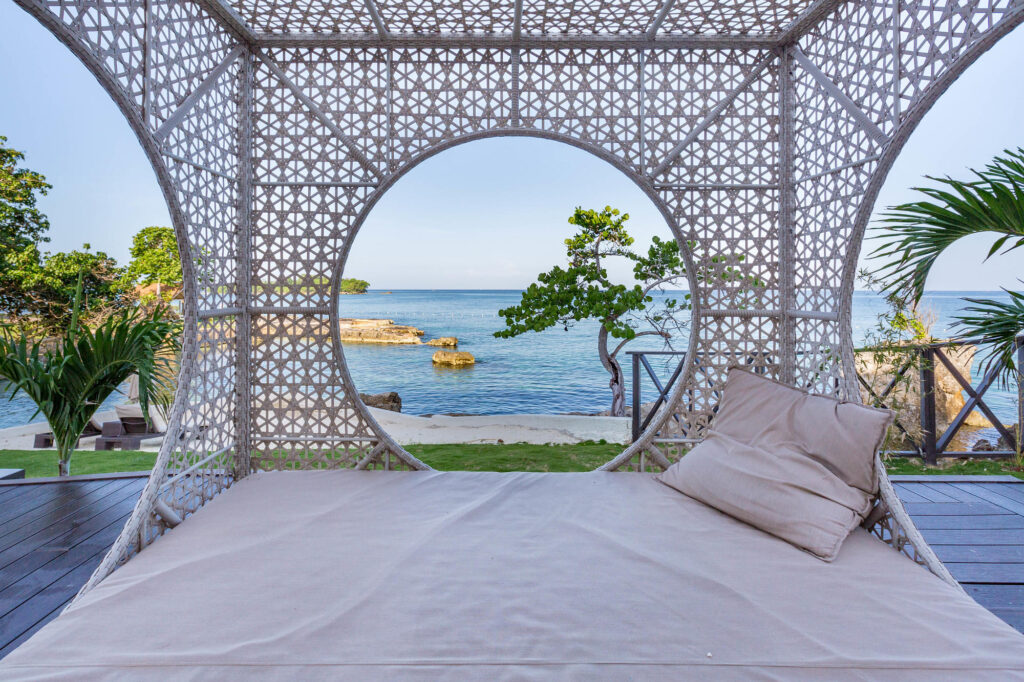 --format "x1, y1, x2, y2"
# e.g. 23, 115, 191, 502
339, 318, 477, 366
338, 318, 435, 345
